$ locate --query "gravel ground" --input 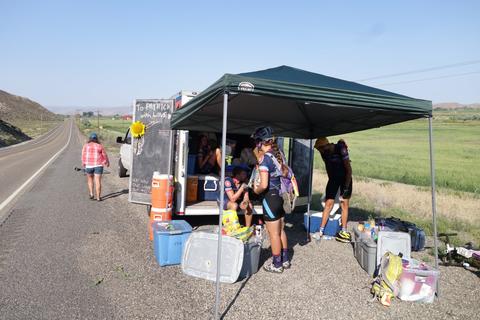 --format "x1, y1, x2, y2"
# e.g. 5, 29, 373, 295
1, 128, 479, 319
